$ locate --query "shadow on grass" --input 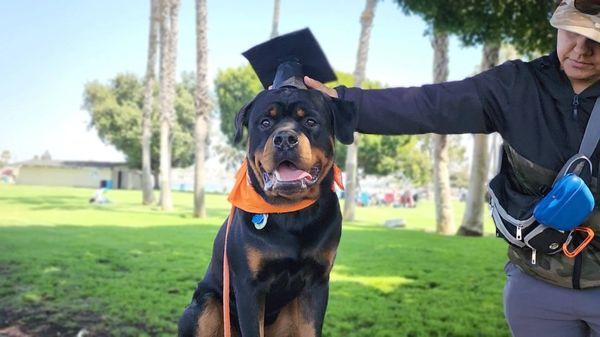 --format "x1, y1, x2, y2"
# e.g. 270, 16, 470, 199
87, 205, 231, 220
0, 195, 87, 211
0, 193, 231, 220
